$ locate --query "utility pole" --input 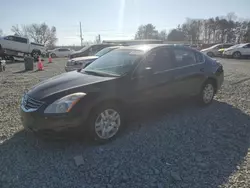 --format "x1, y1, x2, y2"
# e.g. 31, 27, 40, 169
98, 34, 101, 43
80, 22, 83, 46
